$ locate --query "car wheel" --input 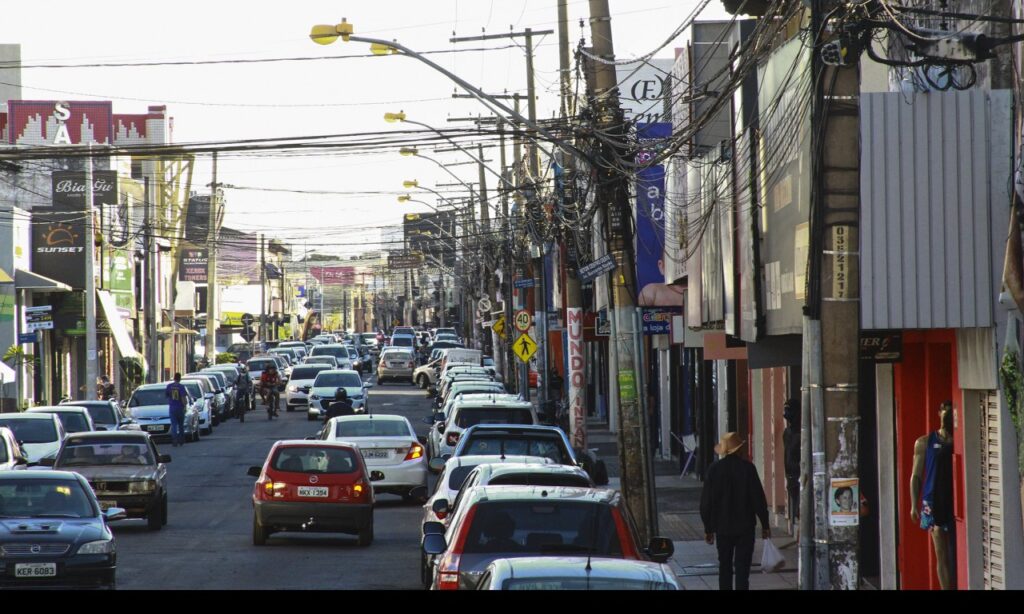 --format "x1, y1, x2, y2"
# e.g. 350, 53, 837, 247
357, 515, 374, 547
147, 500, 163, 531
203, 425, 212, 436
252, 514, 269, 546
421, 553, 433, 589
104, 571, 117, 590
212, 415, 219, 427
